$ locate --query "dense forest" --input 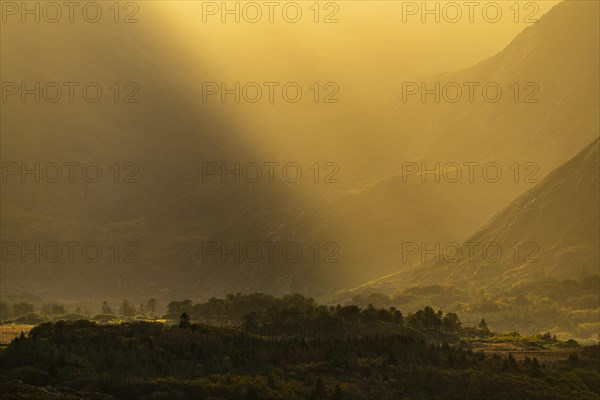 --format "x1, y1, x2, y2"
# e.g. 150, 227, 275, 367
334, 275, 600, 343
1, 295, 599, 400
